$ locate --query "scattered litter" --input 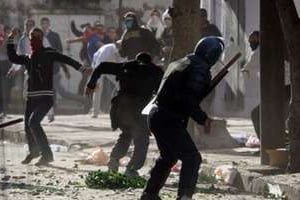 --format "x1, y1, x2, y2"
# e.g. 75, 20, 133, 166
50, 144, 68, 152
214, 165, 238, 185
232, 134, 249, 146
81, 147, 109, 166
24, 144, 68, 152
245, 136, 260, 147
